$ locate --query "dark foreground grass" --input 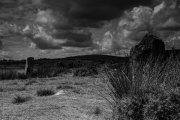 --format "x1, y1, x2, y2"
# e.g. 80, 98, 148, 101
102, 55, 180, 120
